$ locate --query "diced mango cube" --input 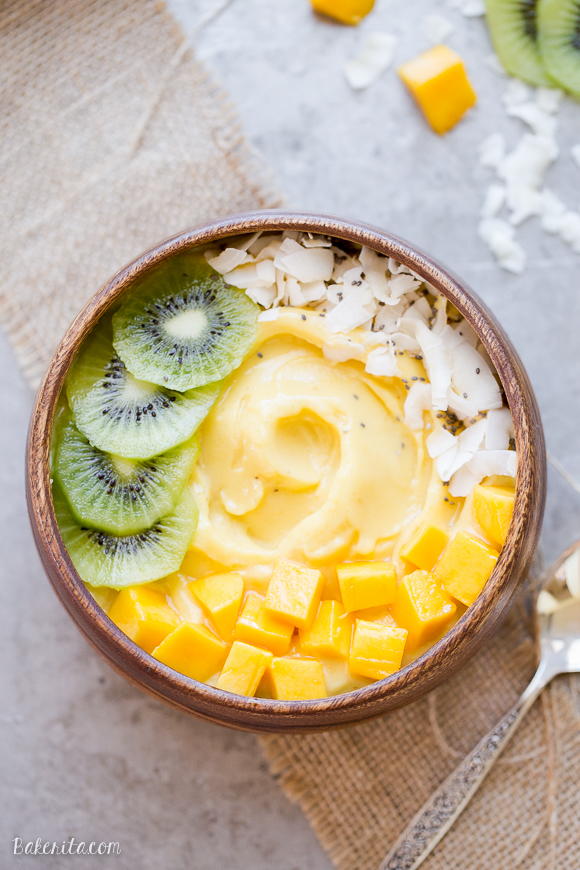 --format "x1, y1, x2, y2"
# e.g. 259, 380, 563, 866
152, 623, 228, 681
190, 572, 244, 640
401, 524, 449, 572
398, 45, 477, 135
234, 592, 293, 655
391, 570, 456, 651
349, 619, 408, 680
434, 531, 499, 606
216, 641, 273, 697
337, 561, 397, 612
473, 484, 515, 549
310, 0, 374, 26
298, 600, 351, 659
108, 586, 179, 653
267, 657, 327, 701
265, 559, 323, 629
